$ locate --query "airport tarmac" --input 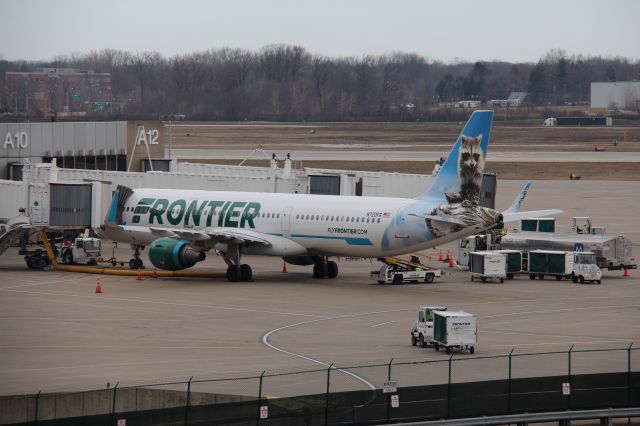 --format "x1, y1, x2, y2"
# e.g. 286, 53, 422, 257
0, 180, 638, 397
